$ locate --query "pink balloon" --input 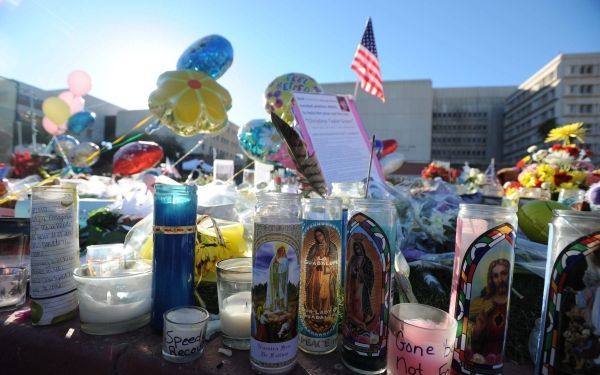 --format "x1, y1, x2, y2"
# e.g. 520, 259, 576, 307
58, 91, 85, 114
67, 70, 92, 96
42, 117, 67, 136
70, 96, 85, 113
58, 91, 85, 115
58, 90, 74, 103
